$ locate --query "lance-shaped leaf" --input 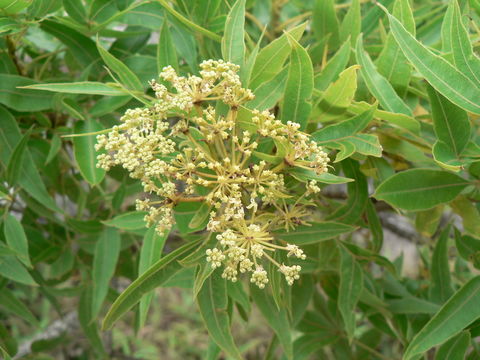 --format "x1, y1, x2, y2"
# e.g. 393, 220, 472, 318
251, 284, 293, 359
0, 106, 60, 212
92, 227, 121, 318
403, 276, 480, 360
443, 0, 480, 87
73, 119, 106, 186
157, 21, 178, 73
427, 83, 471, 159
136, 228, 168, 330
339, 0, 361, 45
97, 40, 143, 91
4, 214, 31, 268
435, 331, 471, 360
429, 226, 454, 304
313, 103, 376, 142
40, 20, 99, 68
312, 0, 340, 51
103, 239, 201, 329
6, 128, 31, 187
386, 9, 480, 114
356, 35, 412, 116
376, 0, 415, 95
249, 23, 306, 89
247, 68, 288, 111
0, 256, 36, 286
327, 159, 369, 223
221, 0, 245, 66
0, 289, 38, 326
314, 39, 351, 91
317, 65, 359, 118
281, 34, 313, 130
20, 82, 127, 96
197, 271, 242, 360
374, 169, 470, 211
103, 211, 147, 230
0, 74, 53, 112
274, 222, 357, 245
338, 246, 363, 342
